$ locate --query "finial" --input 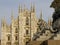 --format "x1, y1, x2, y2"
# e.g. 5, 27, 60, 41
11, 10, 14, 20
3, 16, 6, 22
33, 3, 35, 10
31, 3, 35, 12
24, 4, 26, 11
48, 18, 52, 26
40, 10, 42, 20
1, 16, 6, 26
18, 4, 22, 13
48, 18, 50, 24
